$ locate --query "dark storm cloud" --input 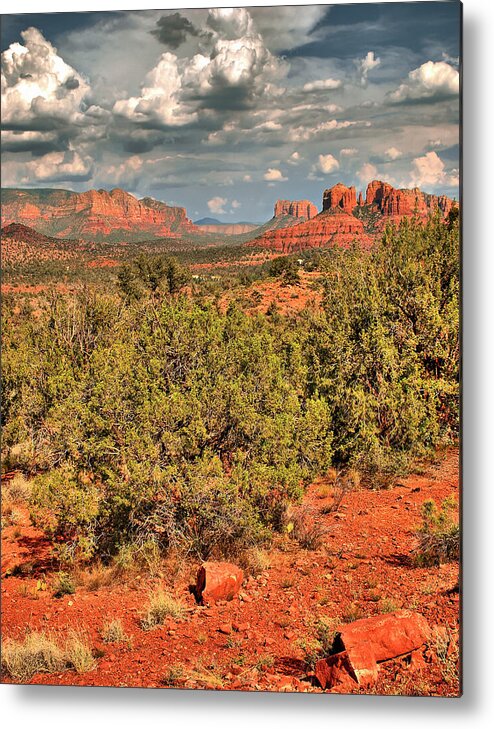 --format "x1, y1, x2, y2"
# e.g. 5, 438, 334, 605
150, 13, 201, 50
